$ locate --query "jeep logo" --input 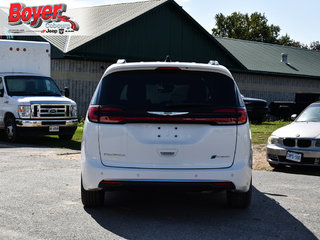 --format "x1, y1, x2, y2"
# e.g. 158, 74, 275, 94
49, 108, 57, 114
